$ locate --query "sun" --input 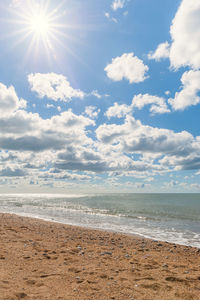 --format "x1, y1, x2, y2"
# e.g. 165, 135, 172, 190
26, 4, 55, 42
9, 0, 83, 64
12, 1, 63, 50
29, 12, 51, 37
